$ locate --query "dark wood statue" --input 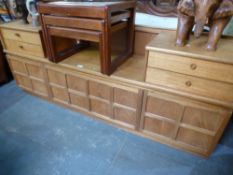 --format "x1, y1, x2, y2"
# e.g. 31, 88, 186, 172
137, 0, 179, 17
175, 0, 233, 50
16, 0, 29, 24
